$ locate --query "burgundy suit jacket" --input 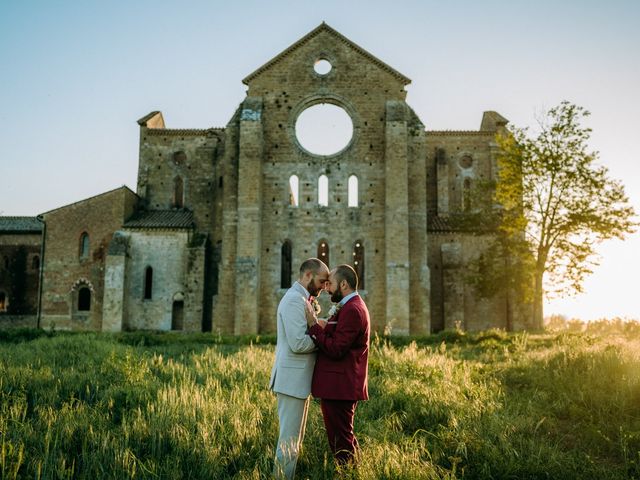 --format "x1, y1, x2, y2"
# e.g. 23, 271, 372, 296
308, 295, 370, 401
